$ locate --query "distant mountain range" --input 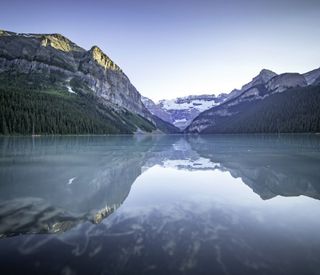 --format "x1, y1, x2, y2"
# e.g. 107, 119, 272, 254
142, 94, 228, 129
143, 67, 320, 133
0, 30, 179, 135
